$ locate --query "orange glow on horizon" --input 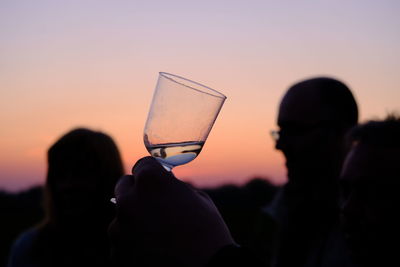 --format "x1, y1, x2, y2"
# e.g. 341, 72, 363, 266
1, 1, 400, 191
